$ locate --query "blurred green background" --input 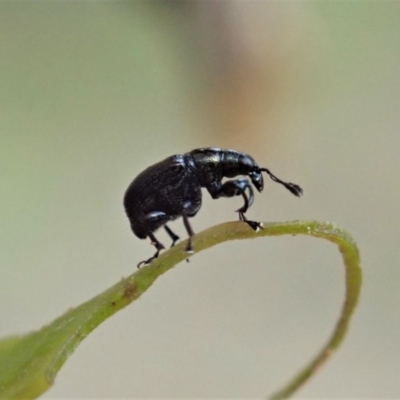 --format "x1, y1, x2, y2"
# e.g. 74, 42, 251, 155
1, 2, 399, 398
